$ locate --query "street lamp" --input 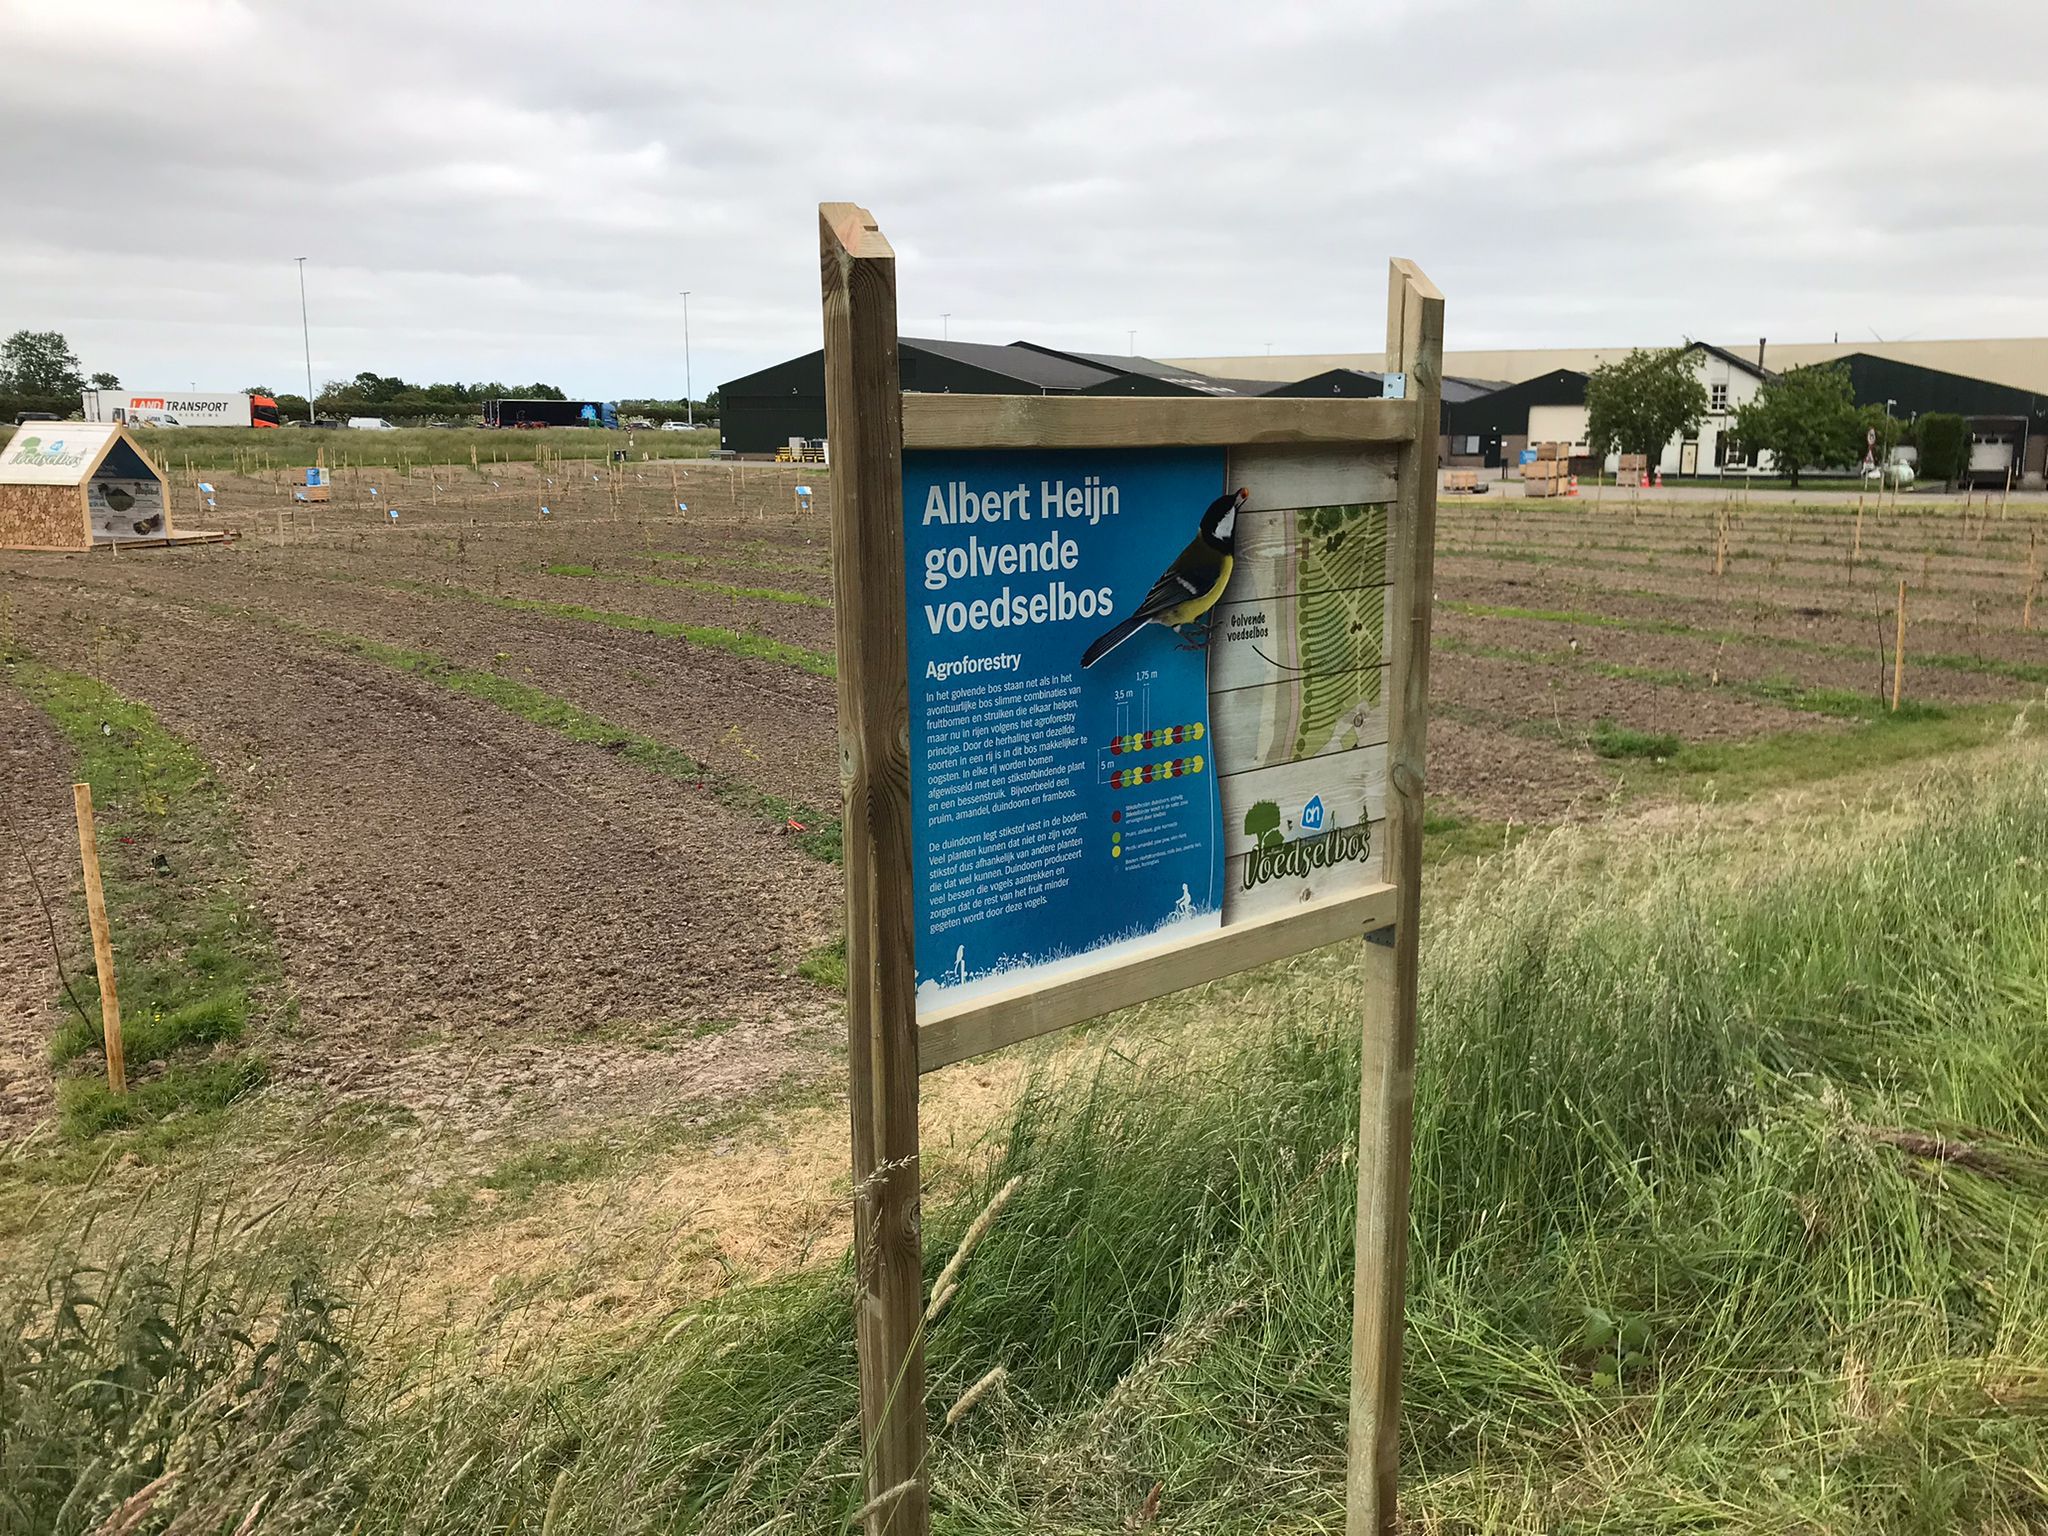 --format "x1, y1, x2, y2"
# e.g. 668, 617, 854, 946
295, 257, 314, 424
679, 290, 693, 428
942, 312, 951, 340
